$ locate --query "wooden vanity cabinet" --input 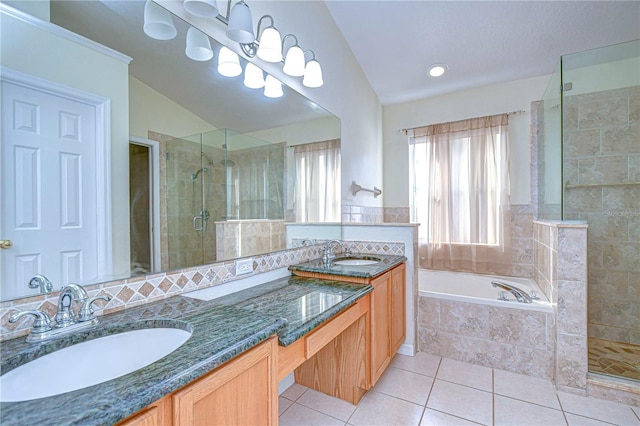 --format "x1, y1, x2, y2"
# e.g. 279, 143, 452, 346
117, 336, 278, 426
291, 262, 406, 388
